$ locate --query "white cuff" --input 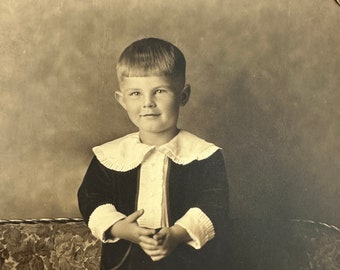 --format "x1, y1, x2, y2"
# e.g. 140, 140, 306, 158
175, 207, 215, 249
88, 204, 126, 243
